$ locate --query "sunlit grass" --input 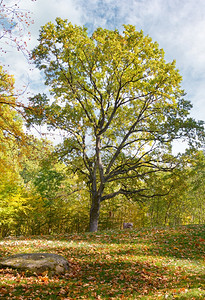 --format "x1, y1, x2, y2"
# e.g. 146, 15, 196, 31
0, 225, 204, 299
